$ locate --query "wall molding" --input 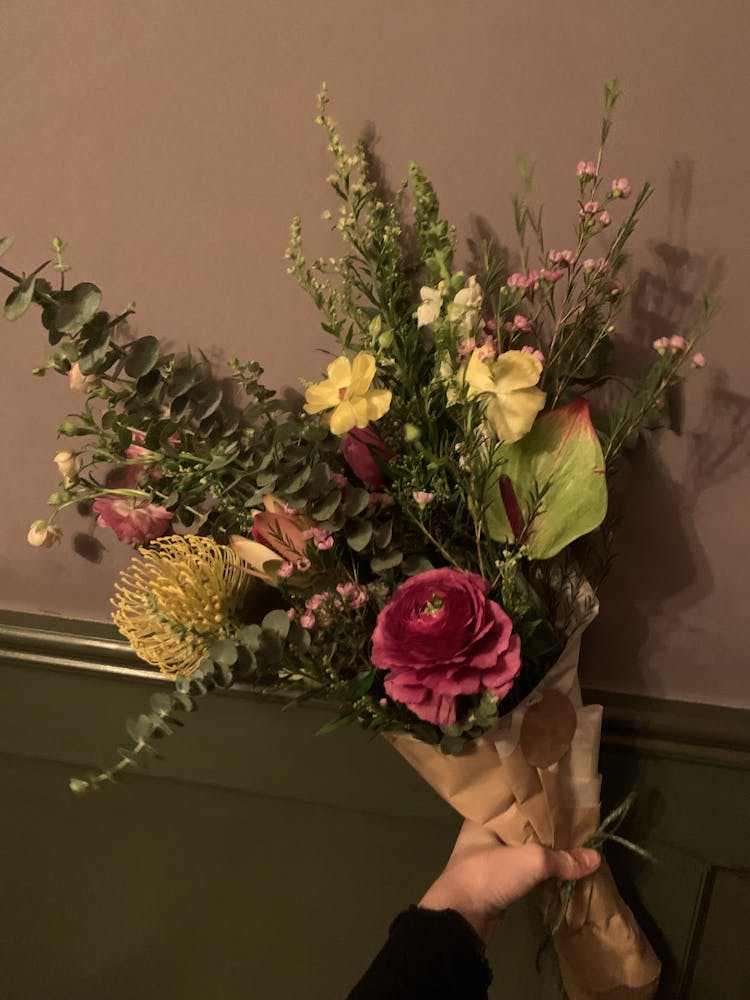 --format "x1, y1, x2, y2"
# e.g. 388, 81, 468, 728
2, 607, 749, 770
